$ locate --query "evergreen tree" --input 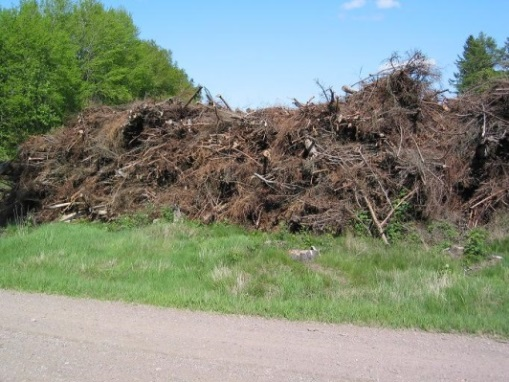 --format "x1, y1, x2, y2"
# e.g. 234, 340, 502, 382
500, 38, 509, 71
451, 32, 503, 93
